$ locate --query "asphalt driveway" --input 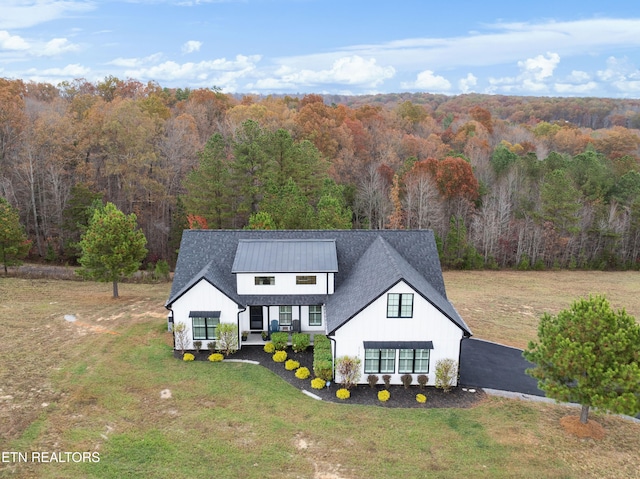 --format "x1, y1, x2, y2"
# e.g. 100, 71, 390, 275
459, 338, 545, 396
